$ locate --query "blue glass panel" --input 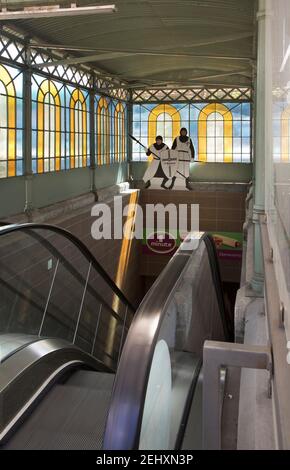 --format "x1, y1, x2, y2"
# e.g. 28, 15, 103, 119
16, 98, 23, 128
133, 105, 141, 121
190, 105, 203, 121
233, 138, 242, 154
242, 103, 251, 120
178, 104, 190, 121
65, 131, 70, 154
65, 107, 70, 133
132, 141, 141, 153
141, 121, 148, 136
242, 121, 251, 137
31, 102, 37, 130
242, 137, 251, 154
16, 160, 23, 175
32, 131, 37, 158
16, 130, 22, 157
61, 132, 65, 156
140, 106, 150, 121
233, 121, 242, 137
133, 121, 140, 136
231, 104, 242, 120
